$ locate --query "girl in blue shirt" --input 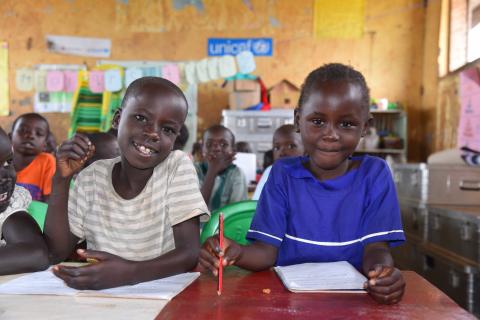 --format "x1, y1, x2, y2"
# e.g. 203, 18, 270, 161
200, 63, 406, 304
